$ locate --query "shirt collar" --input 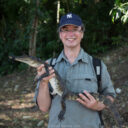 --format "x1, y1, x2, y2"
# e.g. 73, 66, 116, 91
75, 48, 89, 64
56, 50, 66, 63
56, 48, 89, 64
